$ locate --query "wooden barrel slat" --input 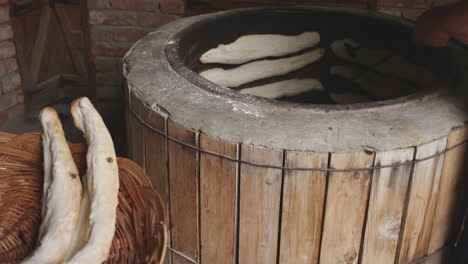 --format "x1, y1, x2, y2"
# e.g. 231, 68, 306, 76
168, 120, 200, 262
141, 104, 171, 264
200, 135, 238, 264
129, 92, 146, 167
172, 254, 193, 264
279, 151, 328, 264
238, 145, 283, 263
319, 151, 374, 264
428, 128, 468, 254
143, 105, 169, 208
361, 148, 415, 264
398, 137, 448, 263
